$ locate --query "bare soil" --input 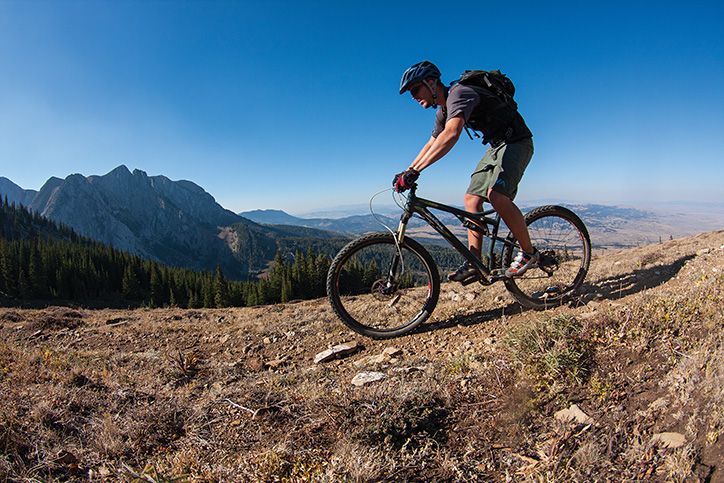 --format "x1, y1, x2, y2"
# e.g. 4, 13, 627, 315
1, 230, 723, 482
